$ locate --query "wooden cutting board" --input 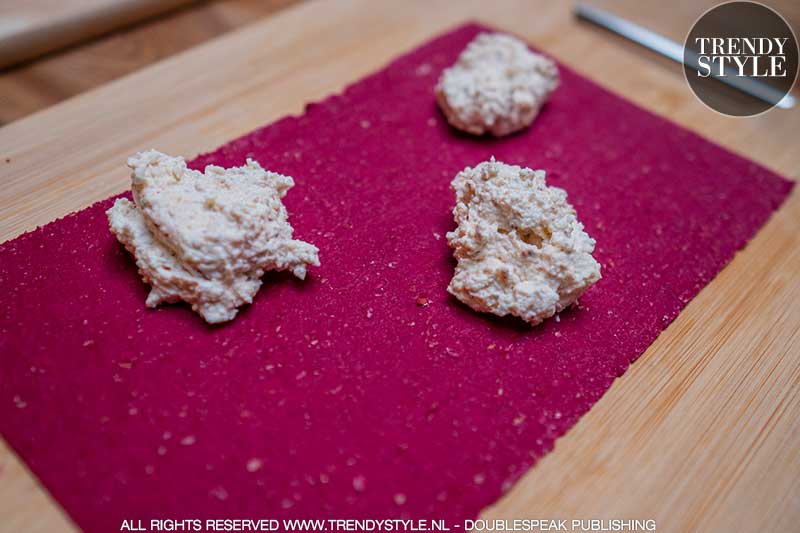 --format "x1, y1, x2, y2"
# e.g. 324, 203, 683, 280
0, 1, 798, 531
